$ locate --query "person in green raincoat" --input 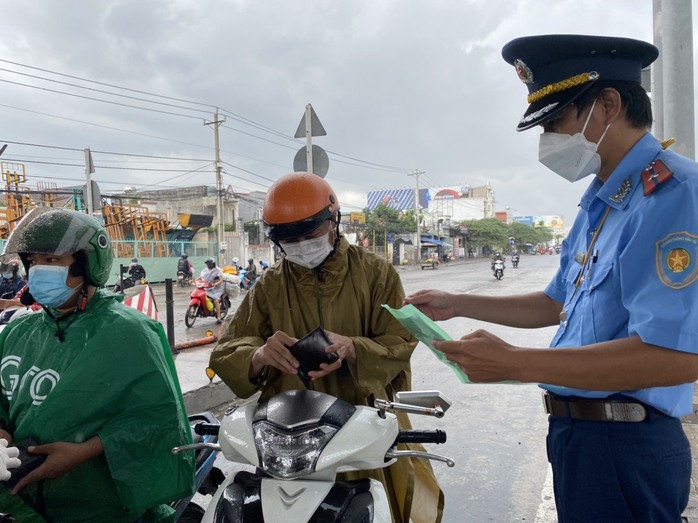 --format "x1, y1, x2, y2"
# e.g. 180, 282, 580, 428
210, 172, 444, 523
0, 208, 195, 522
